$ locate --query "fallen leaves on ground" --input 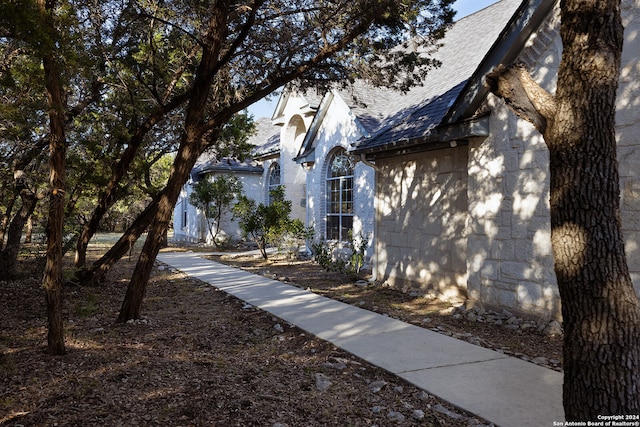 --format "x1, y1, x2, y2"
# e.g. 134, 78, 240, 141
1, 248, 491, 427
